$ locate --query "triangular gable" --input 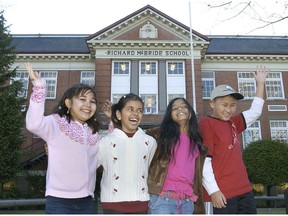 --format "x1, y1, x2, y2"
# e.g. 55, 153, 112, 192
86, 4, 209, 53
